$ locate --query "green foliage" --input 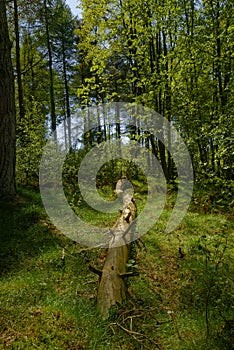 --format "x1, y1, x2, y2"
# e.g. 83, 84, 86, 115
13, 0, 79, 188
192, 178, 234, 213
62, 147, 146, 208
77, 0, 233, 186
16, 99, 46, 187
62, 150, 83, 207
